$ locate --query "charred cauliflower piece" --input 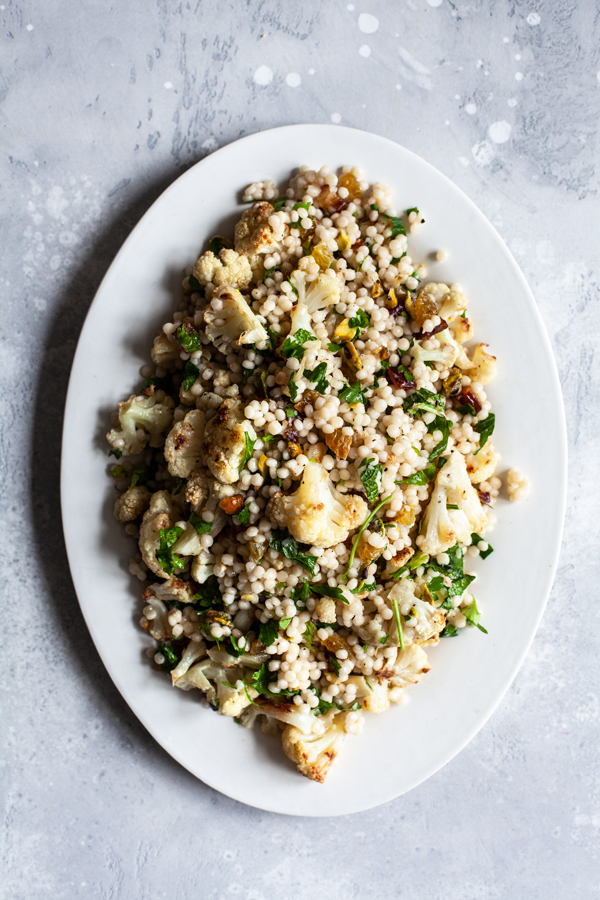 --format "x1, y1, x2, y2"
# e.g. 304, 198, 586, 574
388, 579, 446, 647
234, 201, 278, 277
193, 247, 252, 288
465, 442, 497, 484
282, 710, 349, 783
201, 398, 255, 484
185, 467, 210, 510
203, 287, 269, 353
106, 394, 174, 456
420, 450, 488, 555
150, 332, 181, 369
289, 269, 340, 335
113, 485, 151, 522
139, 490, 178, 578
267, 461, 369, 549
164, 409, 206, 478
467, 343, 497, 385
